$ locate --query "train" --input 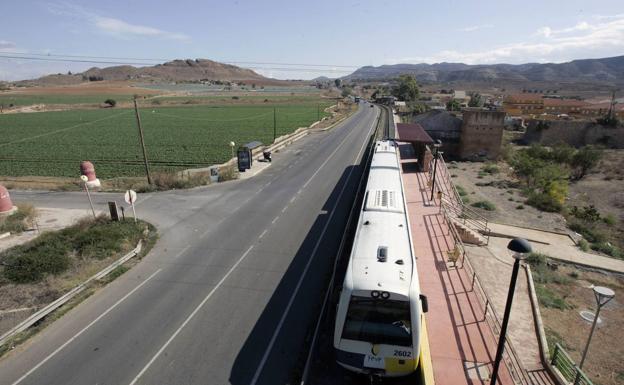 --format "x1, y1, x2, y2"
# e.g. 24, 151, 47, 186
333, 139, 427, 377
